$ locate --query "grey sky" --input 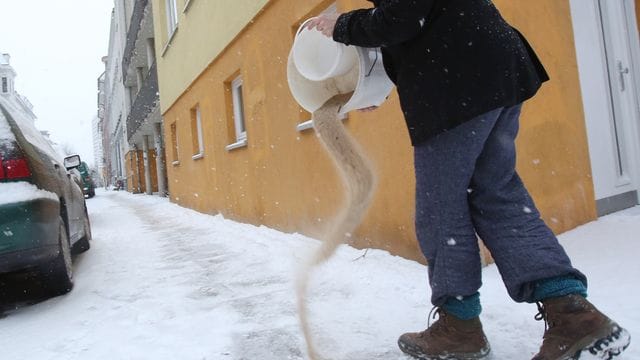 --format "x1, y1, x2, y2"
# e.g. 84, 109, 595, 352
0, 0, 113, 167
